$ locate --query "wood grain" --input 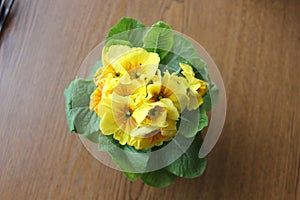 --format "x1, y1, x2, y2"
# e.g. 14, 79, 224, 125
0, 0, 299, 199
